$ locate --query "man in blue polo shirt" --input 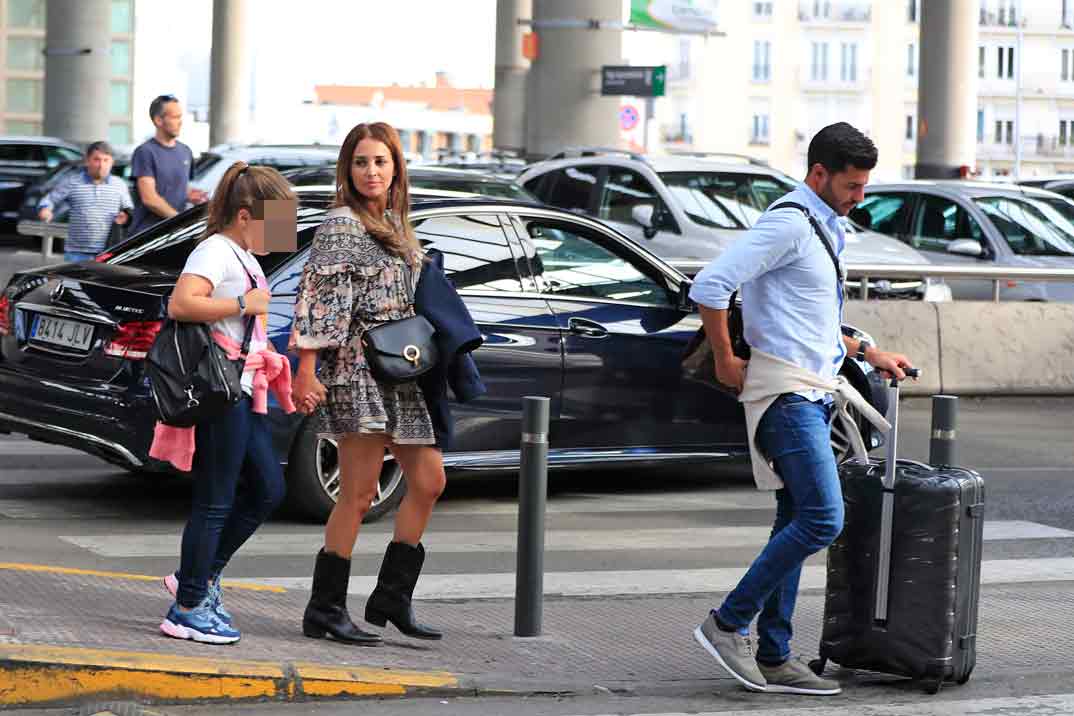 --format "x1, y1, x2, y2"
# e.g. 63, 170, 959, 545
129, 94, 207, 234
38, 141, 133, 262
